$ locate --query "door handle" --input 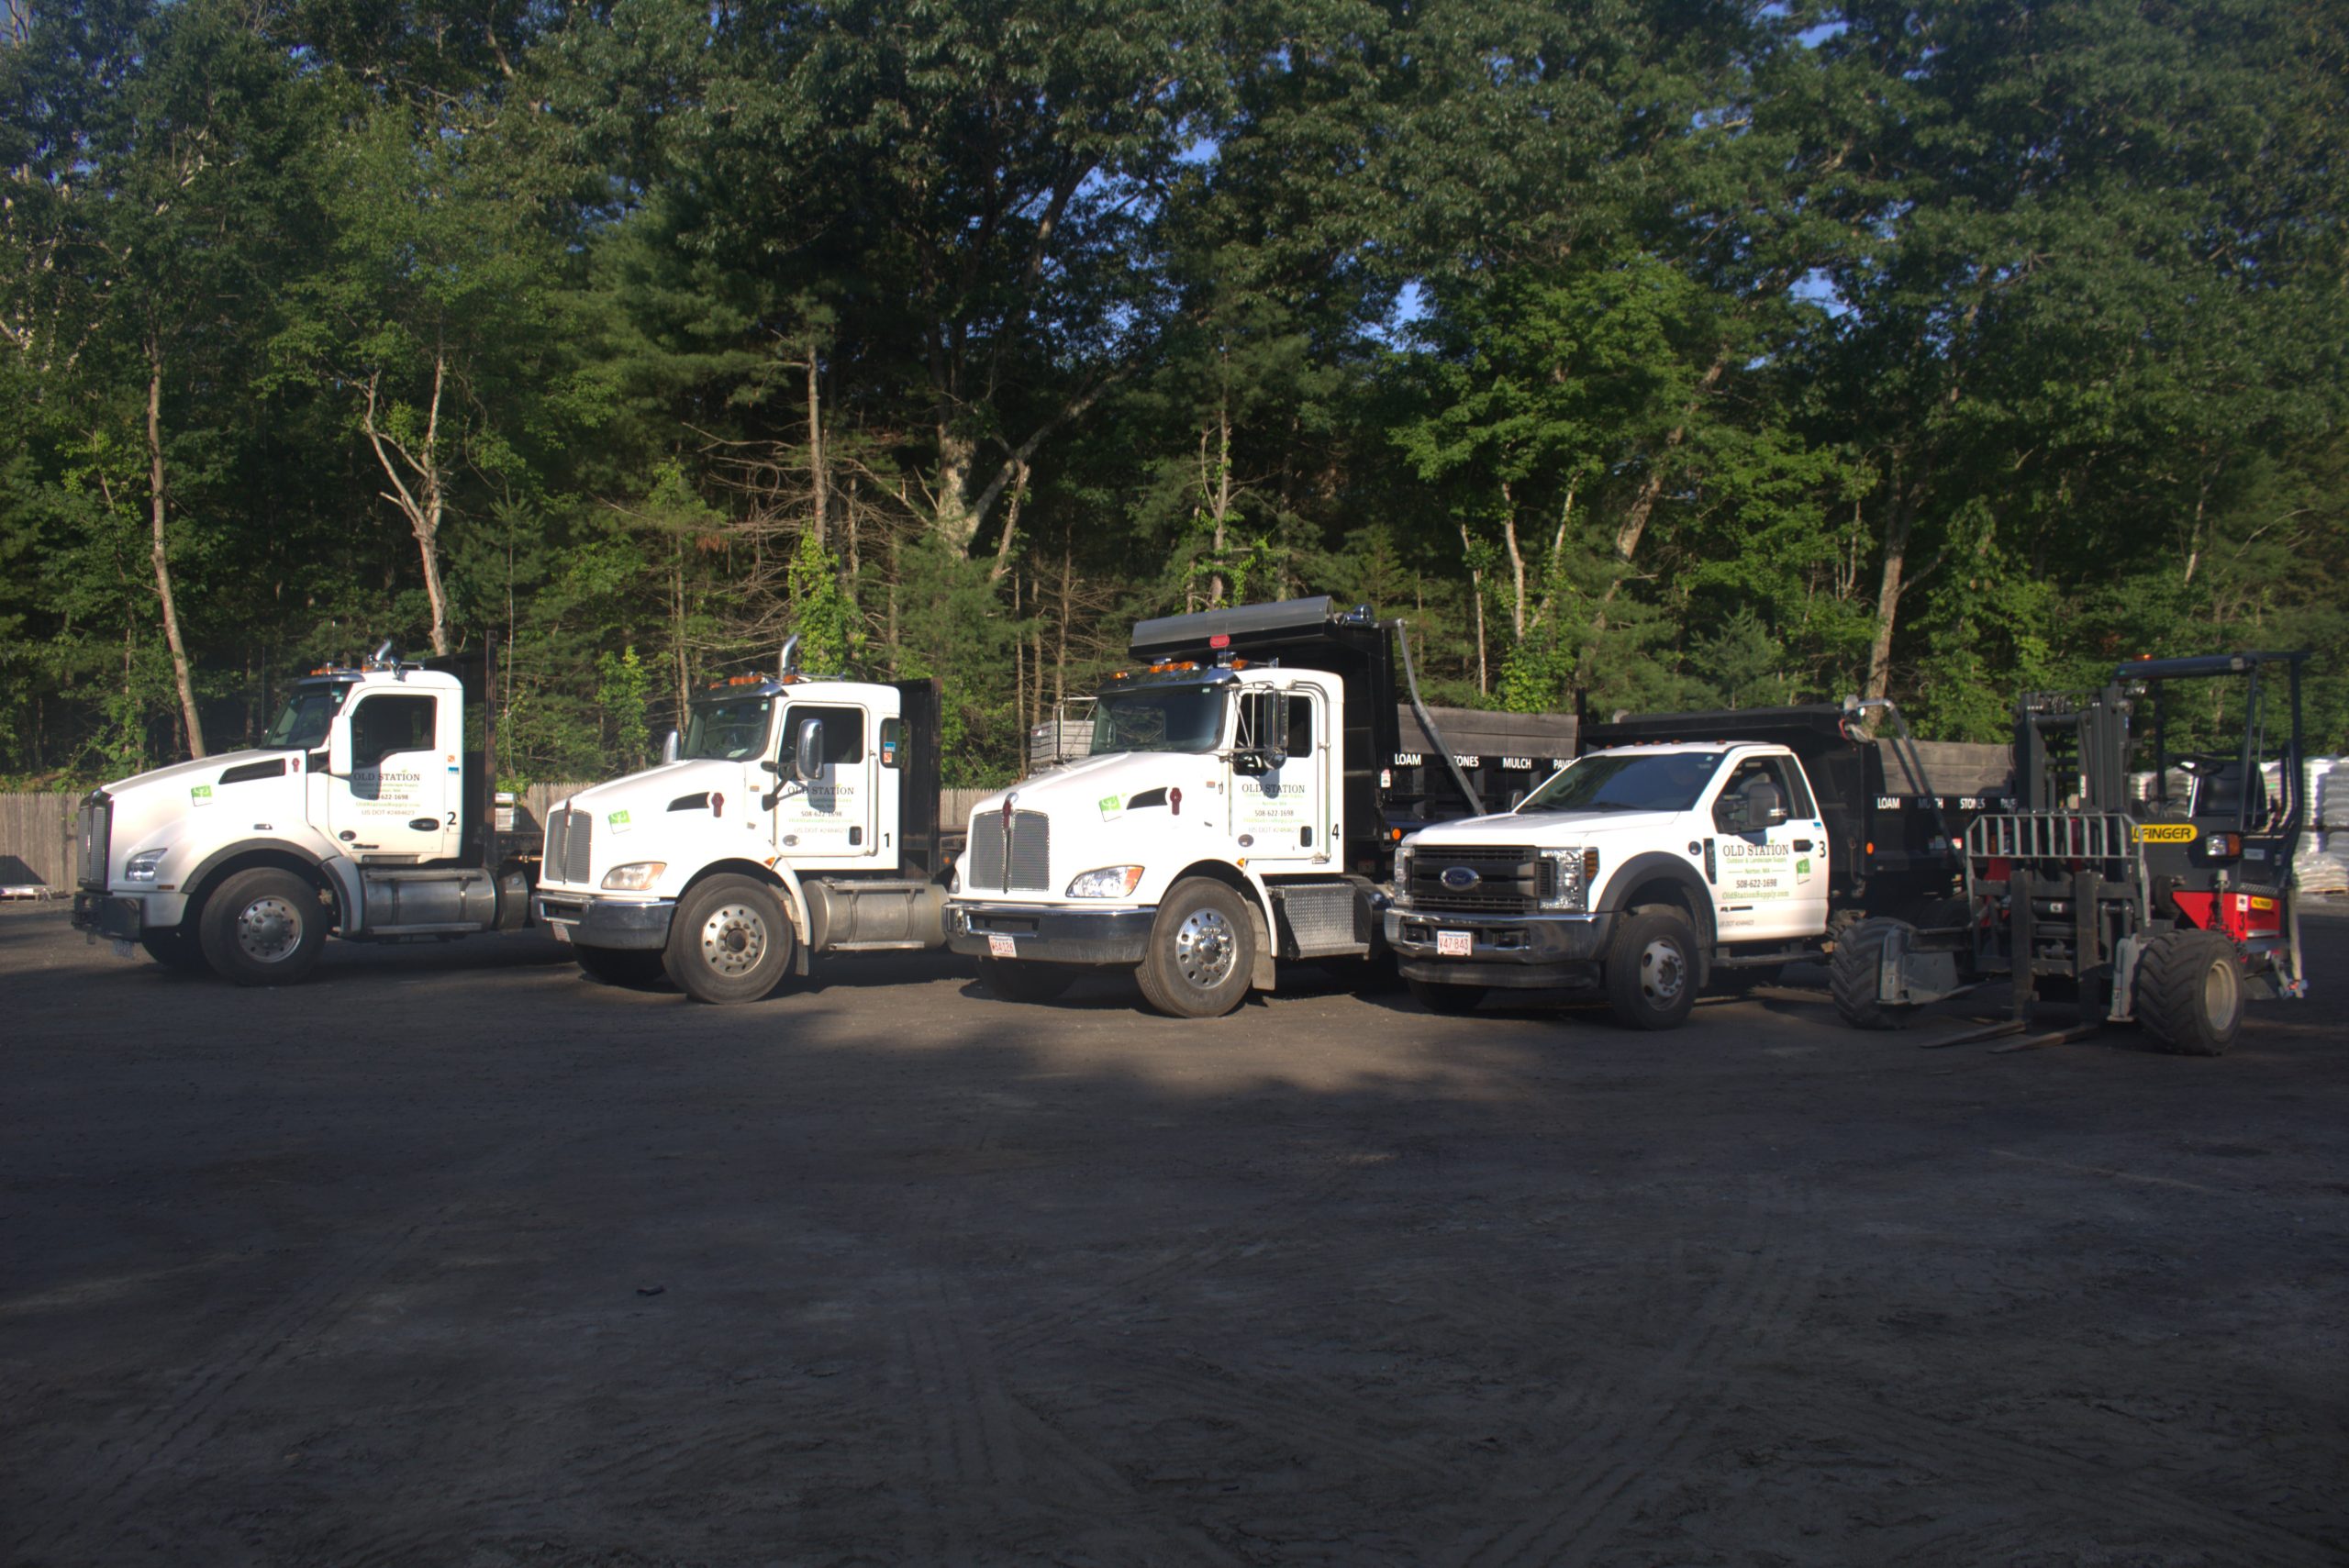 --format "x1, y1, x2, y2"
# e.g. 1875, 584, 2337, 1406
407, 817, 440, 832
1793, 839, 1815, 851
